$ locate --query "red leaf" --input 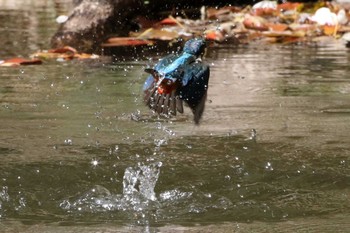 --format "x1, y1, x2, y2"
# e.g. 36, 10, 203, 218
159, 17, 177, 25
